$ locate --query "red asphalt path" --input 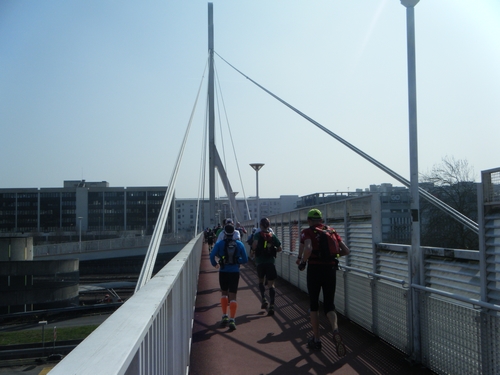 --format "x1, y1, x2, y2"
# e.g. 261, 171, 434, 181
189, 244, 435, 375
